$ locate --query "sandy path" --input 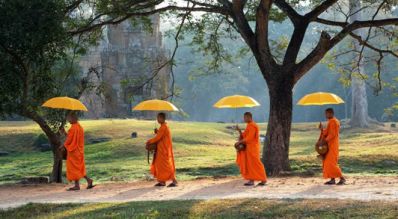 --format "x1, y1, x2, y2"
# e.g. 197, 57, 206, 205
1, 176, 397, 209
